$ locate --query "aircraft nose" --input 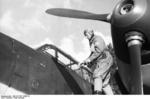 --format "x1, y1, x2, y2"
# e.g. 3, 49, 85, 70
111, 0, 147, 27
